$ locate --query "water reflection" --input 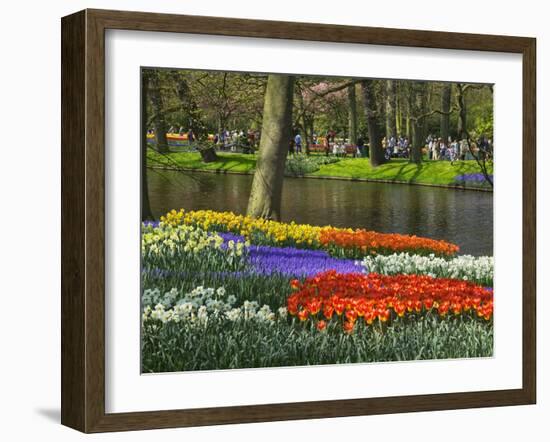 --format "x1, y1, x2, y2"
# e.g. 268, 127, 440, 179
147, 170, 493, 256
